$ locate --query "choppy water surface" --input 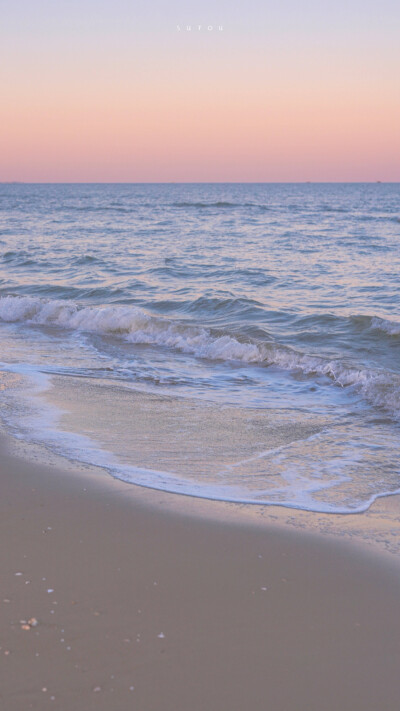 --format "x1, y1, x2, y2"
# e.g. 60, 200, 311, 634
0, 183, 399, 512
